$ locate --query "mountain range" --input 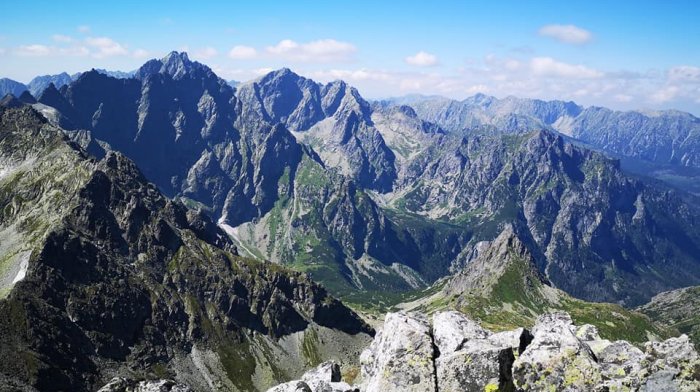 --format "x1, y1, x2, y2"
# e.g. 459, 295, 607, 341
15, 51, 698, 306
1, 51, 700, 390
